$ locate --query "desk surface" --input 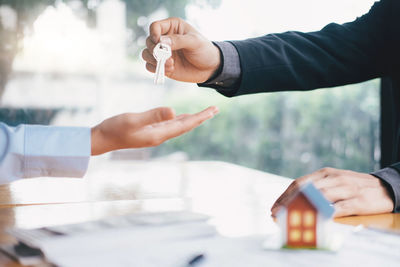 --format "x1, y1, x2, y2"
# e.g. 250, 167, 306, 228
0, 160, 398, 266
